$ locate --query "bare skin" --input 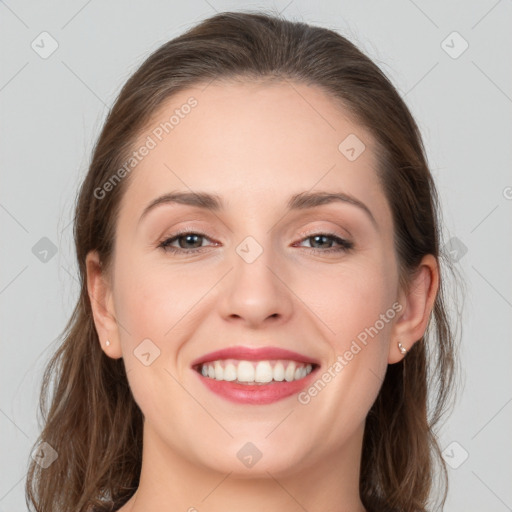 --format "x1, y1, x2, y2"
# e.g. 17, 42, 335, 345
86, 80, 438, 512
